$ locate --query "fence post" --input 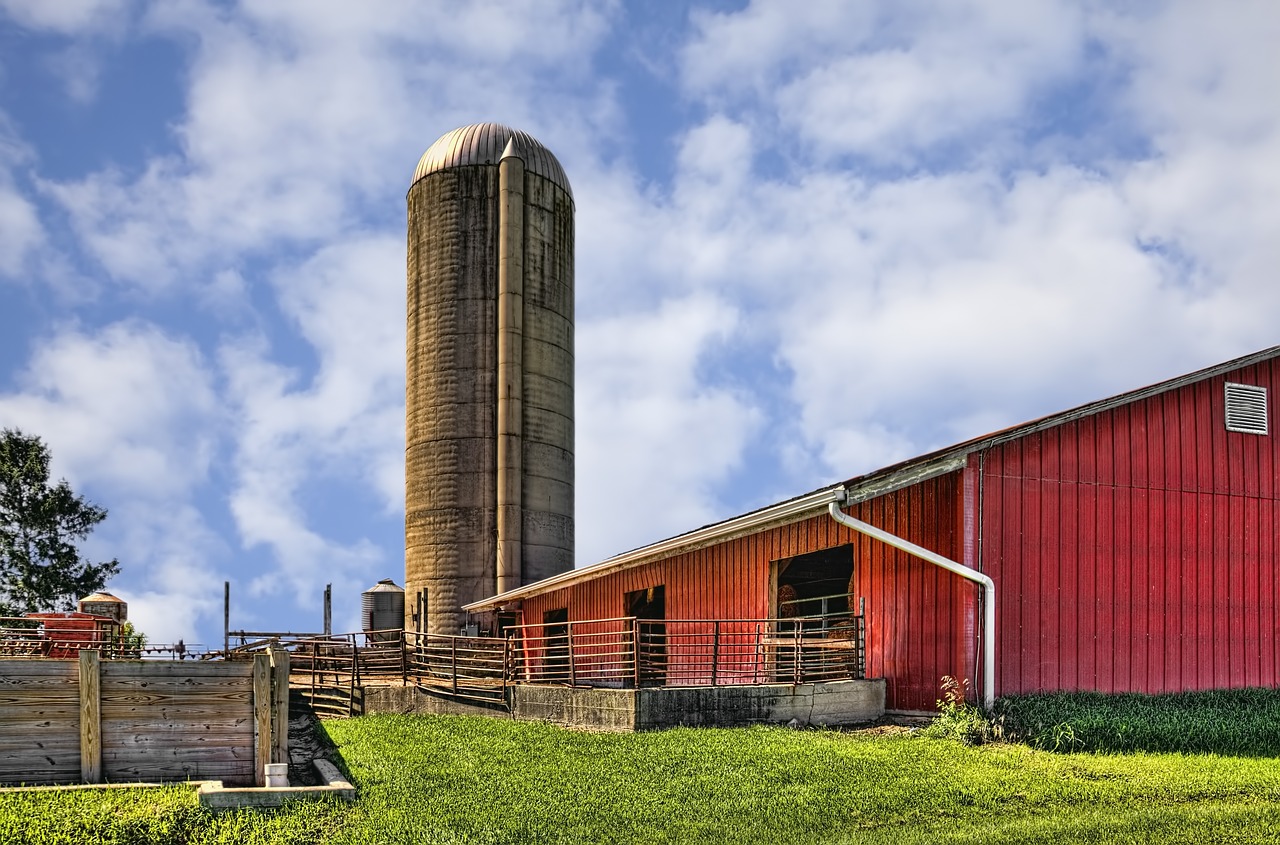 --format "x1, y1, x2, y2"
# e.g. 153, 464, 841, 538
451, 637, 458, 696
253, 652, 271, 786
792, 623, 802, 685
567, 622, 576, 687
401, 630, 408, 686
310, 641, 318, 709
347, 634, 357, 718
270, 648, 289, 765
631, 619, 640, 689
78, 650, 101, 784
711, 621, 720, 687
